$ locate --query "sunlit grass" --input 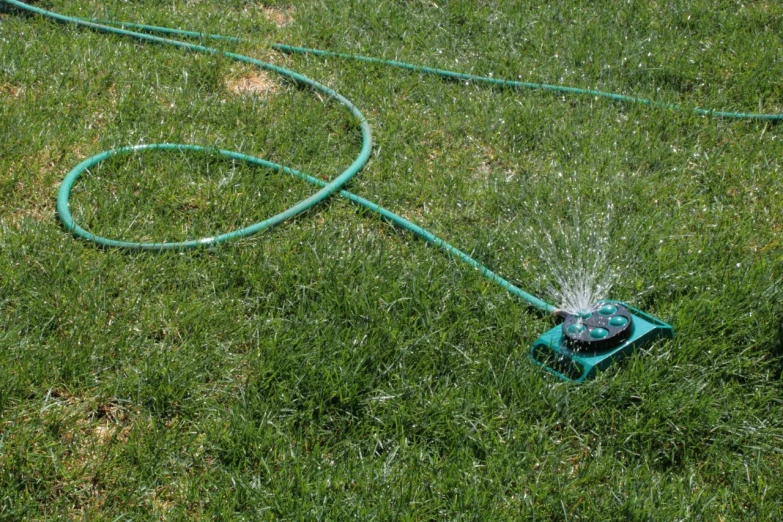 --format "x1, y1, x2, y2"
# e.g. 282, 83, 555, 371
1, 0, 782, 518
